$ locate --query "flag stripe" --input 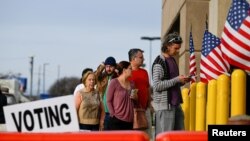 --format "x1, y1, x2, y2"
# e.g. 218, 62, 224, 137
221, 43, 250, 70
239, 17, 250, 36
201, 56, 224, 77
223, 21, 250, 52
200, 63, 218, 82
221, 37, 250, 61
221, 26, 250, 60
189, 31, 197, 83
200, 68, 208, 83
215, 46, 230, 71
218, 45, 231, 69
208, 47, 229, 72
